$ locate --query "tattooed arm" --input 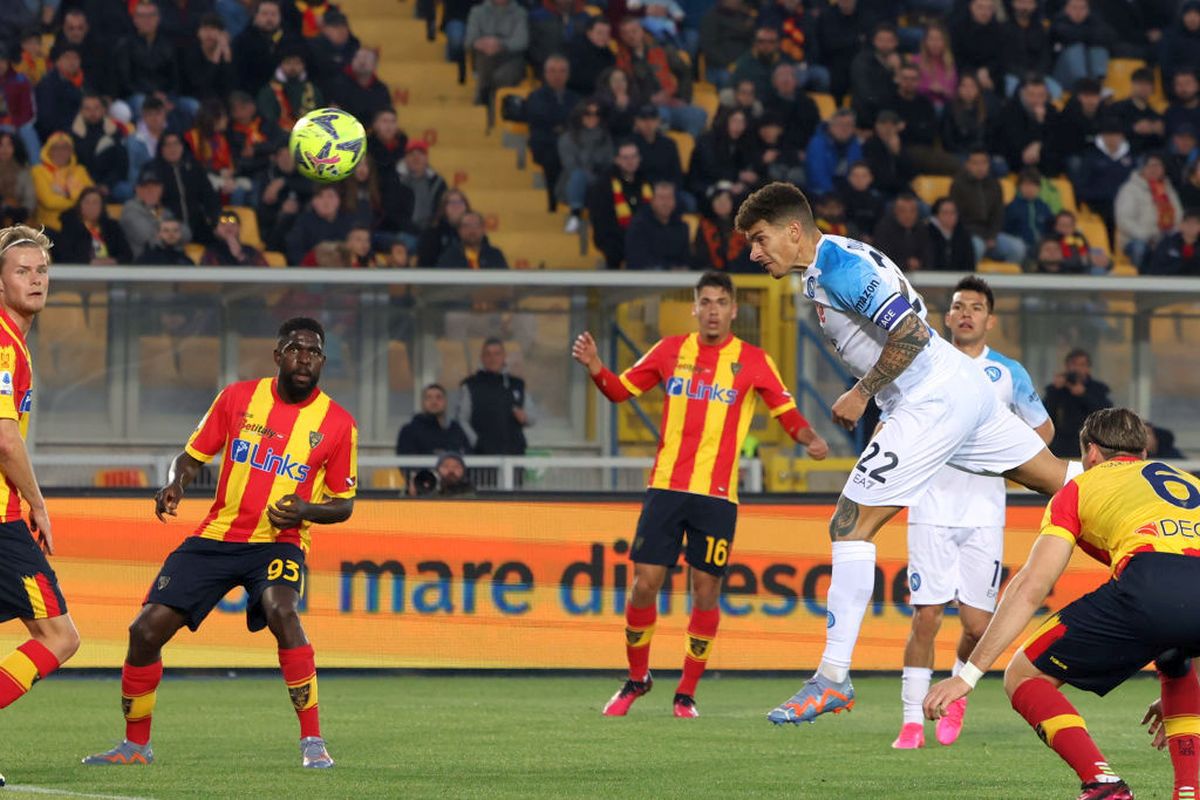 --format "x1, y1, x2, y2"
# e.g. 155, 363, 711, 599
830, 314, 930, 430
